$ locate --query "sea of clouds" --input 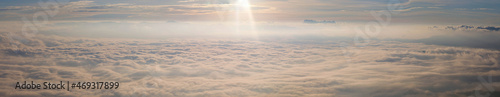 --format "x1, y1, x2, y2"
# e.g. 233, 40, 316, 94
0, 33, 499, 97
